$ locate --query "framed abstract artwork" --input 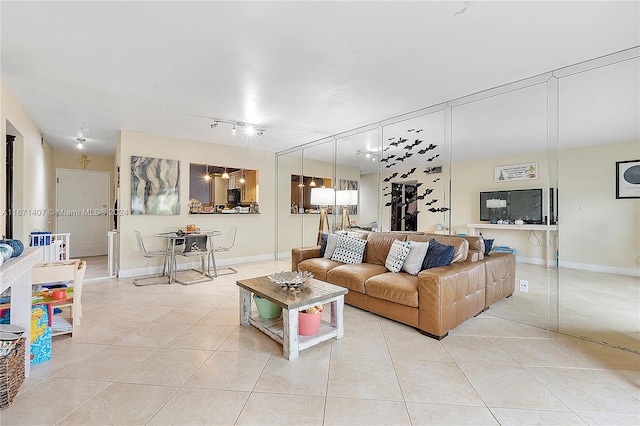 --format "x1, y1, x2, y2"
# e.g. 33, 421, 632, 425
131, 156, 180, 214
616, 160, 640, 199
